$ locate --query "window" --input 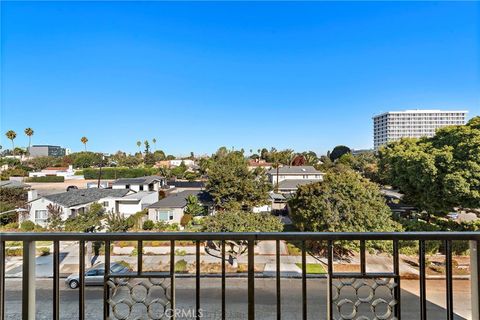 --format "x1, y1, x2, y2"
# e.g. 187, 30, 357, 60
35, 210, 48, 223
139, 185, 144, 191
102, 201, 109, 207
156, 210, 172, 221
125, 184, 130, 189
